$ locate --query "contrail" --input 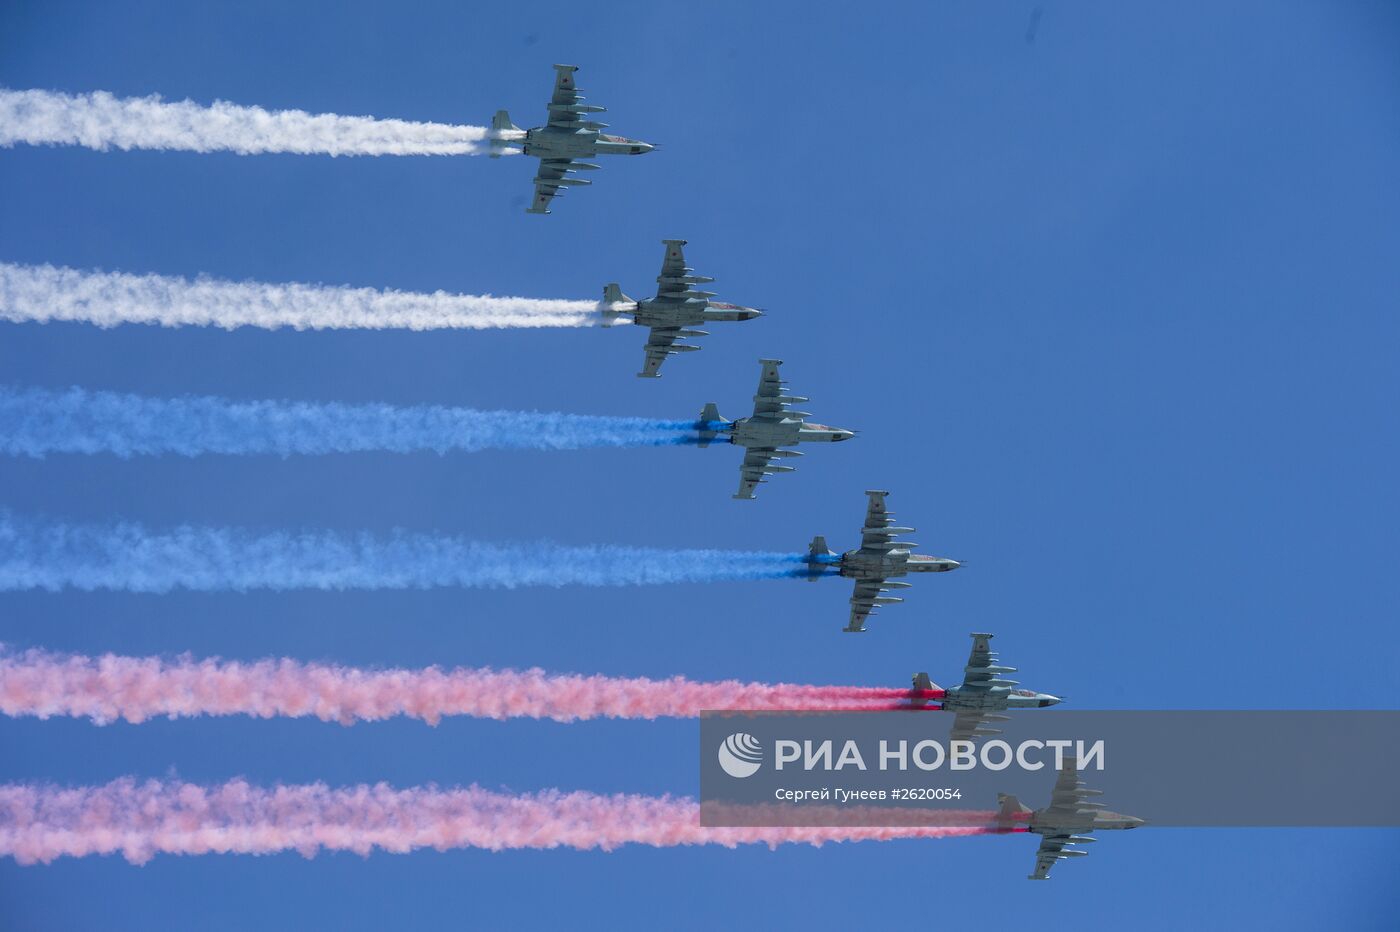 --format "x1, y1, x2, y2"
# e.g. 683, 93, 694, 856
0, 778, 998, 865
0, 648, 919, 726
0, 513, 811, 593
0, 88, 488, 156
0, 386, 702, 458
0, 262, 613, 331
